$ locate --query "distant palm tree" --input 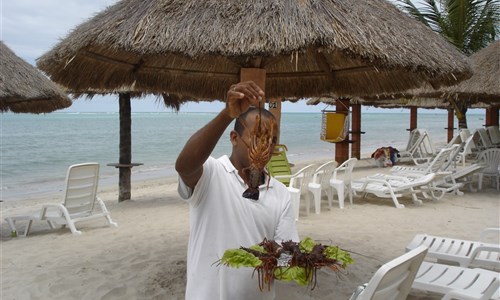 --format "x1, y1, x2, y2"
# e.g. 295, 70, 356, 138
398, 0, 500, 128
